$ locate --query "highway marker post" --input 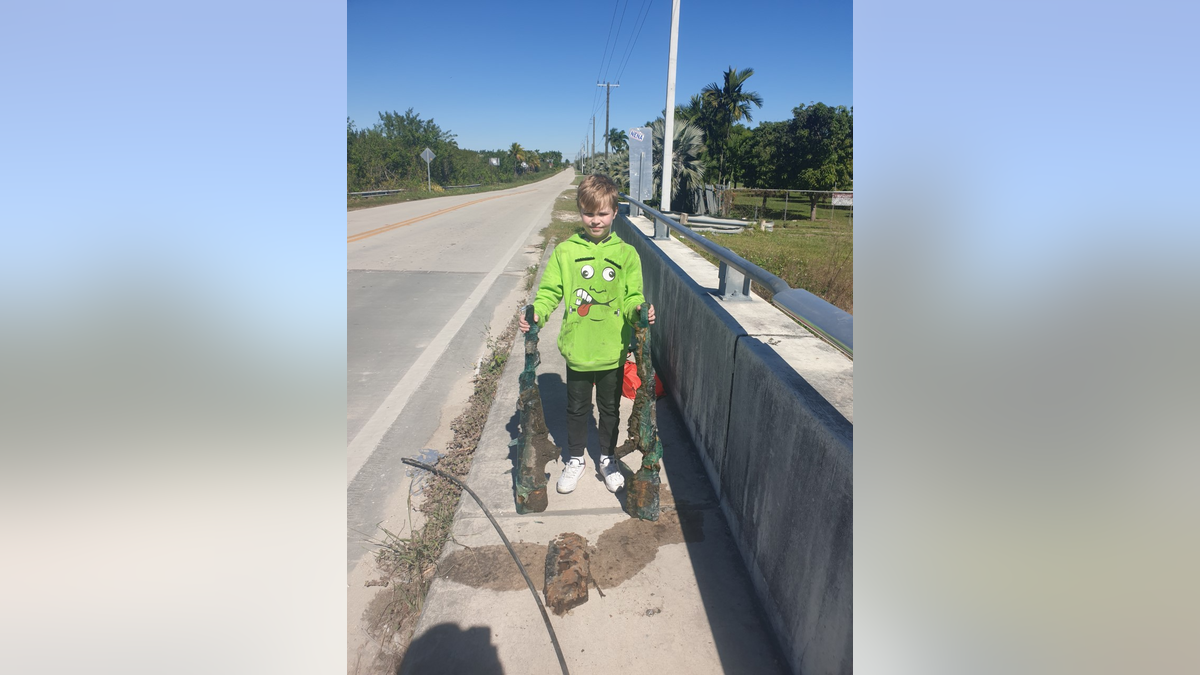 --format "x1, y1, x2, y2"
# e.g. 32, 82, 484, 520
420, 147, 435, 191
